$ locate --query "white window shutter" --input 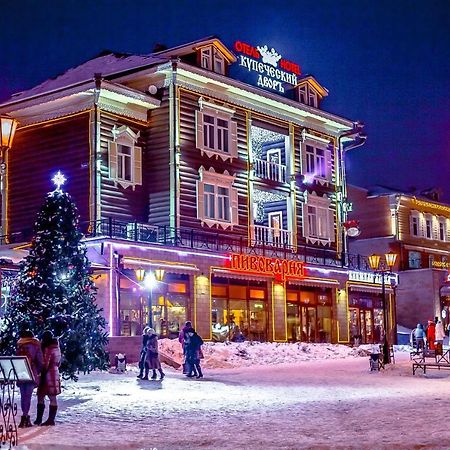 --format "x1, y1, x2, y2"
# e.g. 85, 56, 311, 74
325, 148, 332, 181
328, 208, 335, 242
300, 143, 307, 175
231, 187, 239, 226
230, 120, 238, 158
109, 141, 118, 179
302, 202, 308, 238
197, 180, 205, 221
134, 146, 142, 185
195, 110, 204, 151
